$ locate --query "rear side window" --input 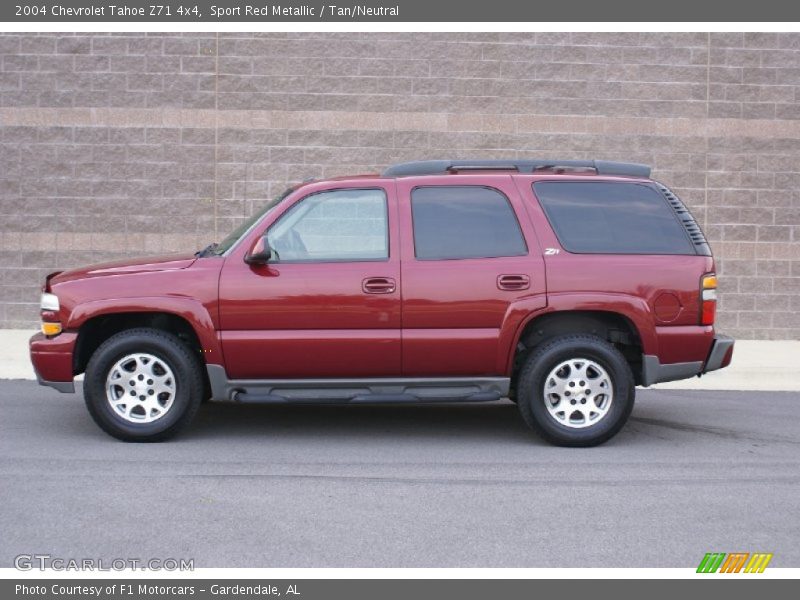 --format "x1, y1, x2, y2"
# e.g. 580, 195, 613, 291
533, 181, 695, 255
411, 186, 527, 260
